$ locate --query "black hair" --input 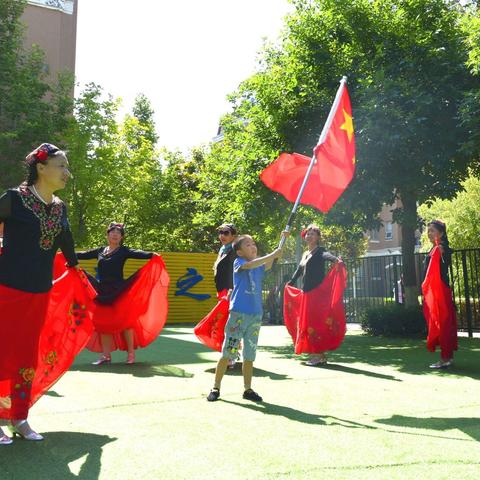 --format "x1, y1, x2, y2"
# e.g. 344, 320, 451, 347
233, 234, 252, 253
107, 222, 126, 236
301, 224, 321, 243
428, 220, 450, 246
24, 143, 65, 186
217, 223, 237, 235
